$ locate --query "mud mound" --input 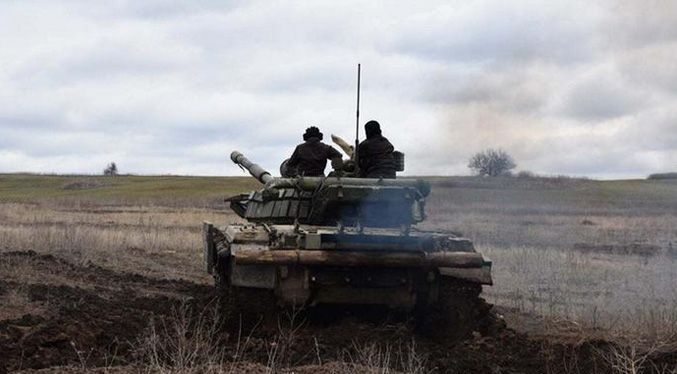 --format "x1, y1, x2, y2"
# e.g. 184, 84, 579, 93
0, 250, 517, 373
4, 250, 675, 374
1, 250, 207, 294
0, 251, 214, 371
